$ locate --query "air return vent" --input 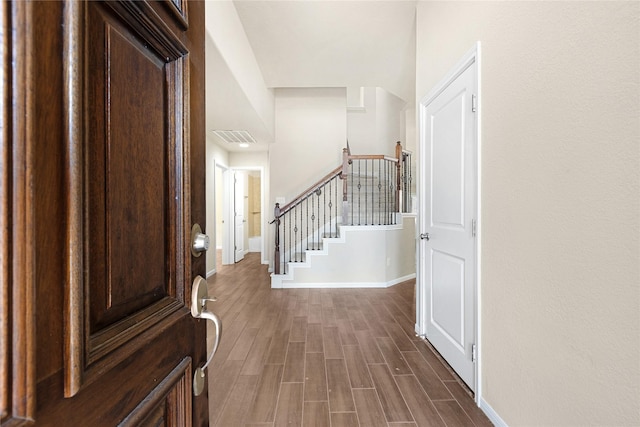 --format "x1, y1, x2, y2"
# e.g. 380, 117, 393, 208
212, 130, 256, 144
